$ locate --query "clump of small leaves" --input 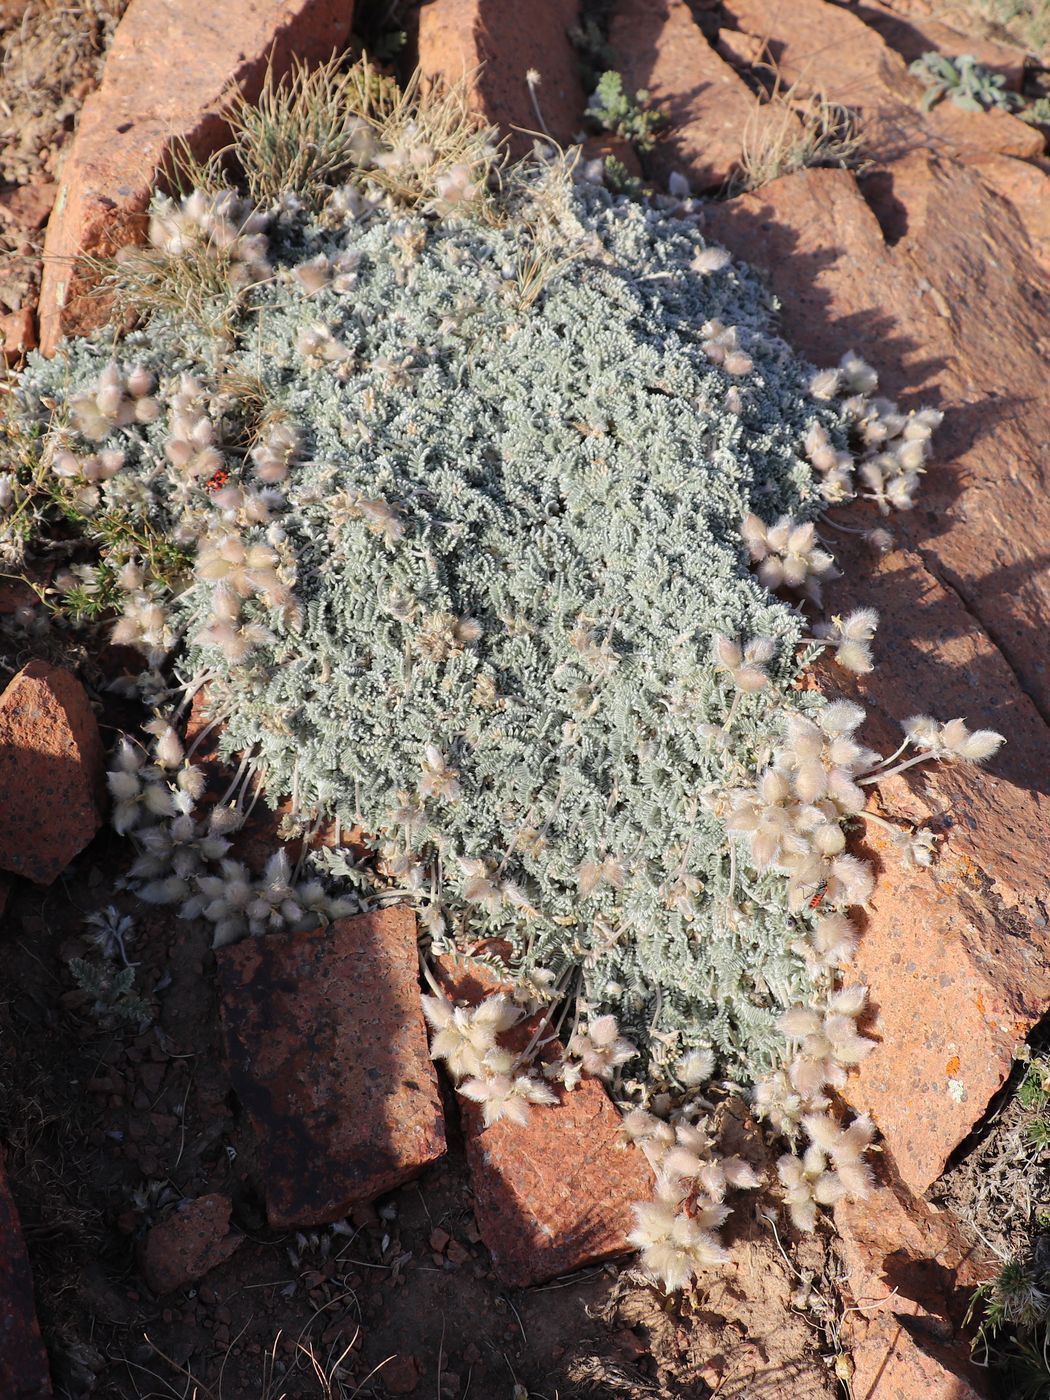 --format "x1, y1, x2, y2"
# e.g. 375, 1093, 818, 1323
1018, 1058, 1050, 1112
68, 958, 152, 1028
586, 70, 668, 150
971, 1257, 1050, 1337
967, 1247, 1050, 1396
603, 153, 645, 197
909, 51, 1021, 111
1015, 1057, 1050, 1151
67, 906, 153, 1028
1020, 96, 1050, 126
